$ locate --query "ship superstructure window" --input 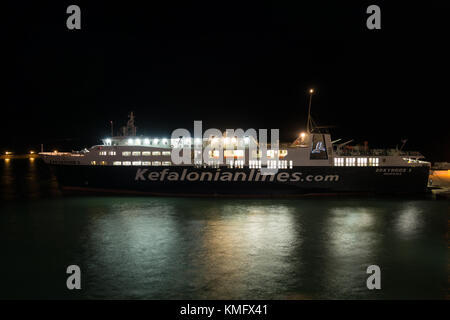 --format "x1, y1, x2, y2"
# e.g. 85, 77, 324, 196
142, 161, 151, 166
162, 151, 171, 156
152, 151, 161, 156
132, 151, 141, 156
357, 158, 368, 167
113, 161, 122, 166
132, 161, 141, 166
345, 158, 356, 166
122, 151, 131, 156
249, 160, 262, 169
334, 158, 344, 166
142, 151, 151, 156
109, 151, 116, 156
100, 161, 107, 165
152, 161, 161, 166
162, 161, 171, 166
123, 161, 131, 166
369, 158, 379, 166
99, 151, 107, 156
235, 160, 244, 168
289, 160, 293, 169
91, 161, 96, 165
